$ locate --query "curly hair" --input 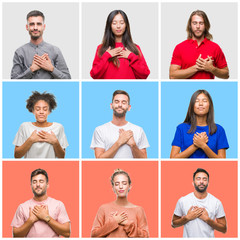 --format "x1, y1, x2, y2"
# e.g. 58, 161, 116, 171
26, 91, 57, 113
